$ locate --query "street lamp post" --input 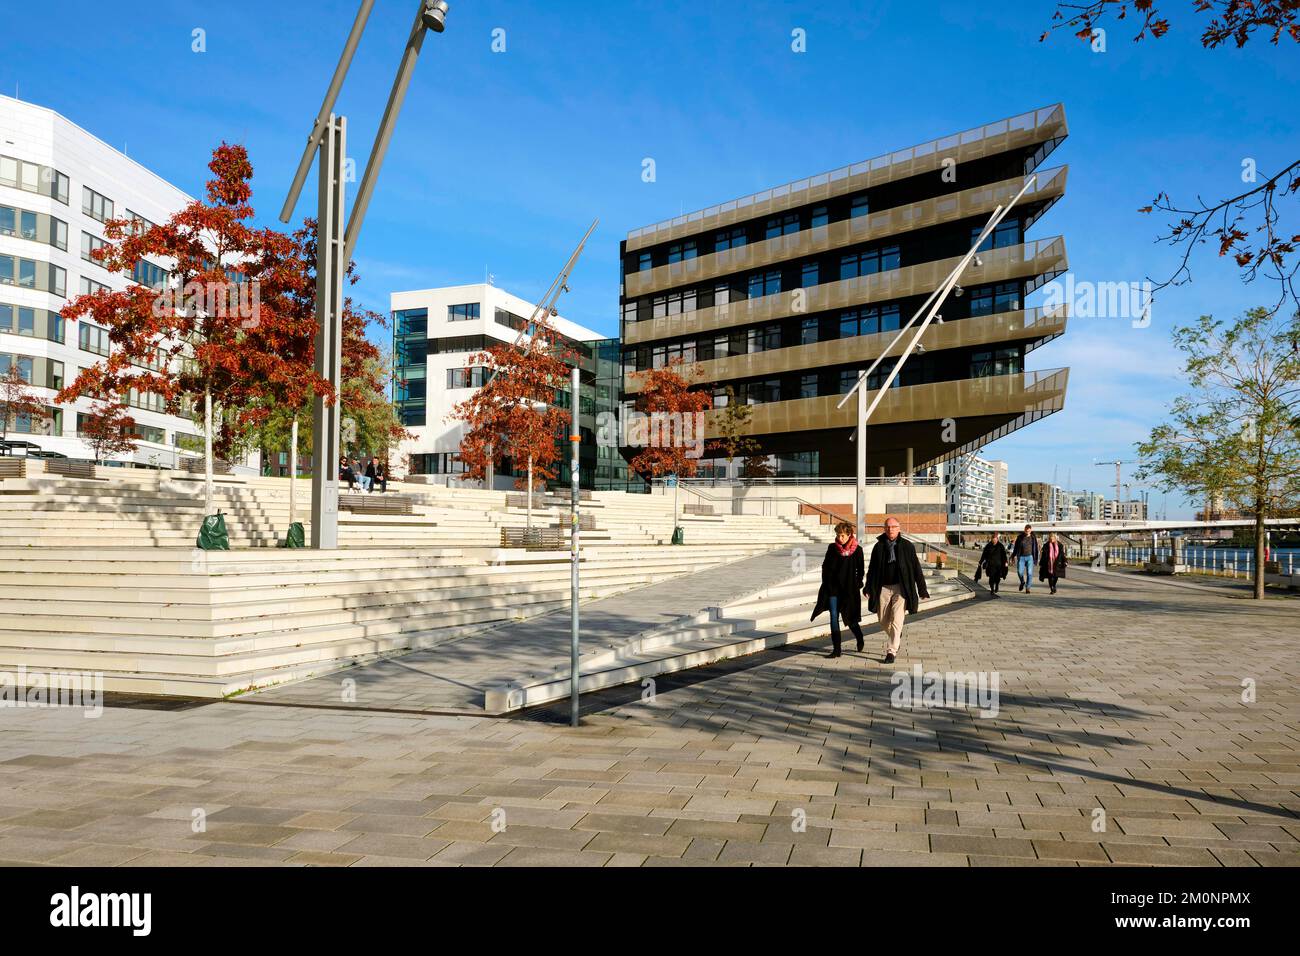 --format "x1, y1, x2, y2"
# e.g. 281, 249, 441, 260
279, 0, 450, 548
